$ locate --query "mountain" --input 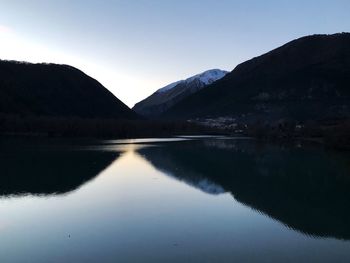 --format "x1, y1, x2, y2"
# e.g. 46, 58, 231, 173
0, 60, 138, 119
162, 33, 350, 123
133, 69, 228, 117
